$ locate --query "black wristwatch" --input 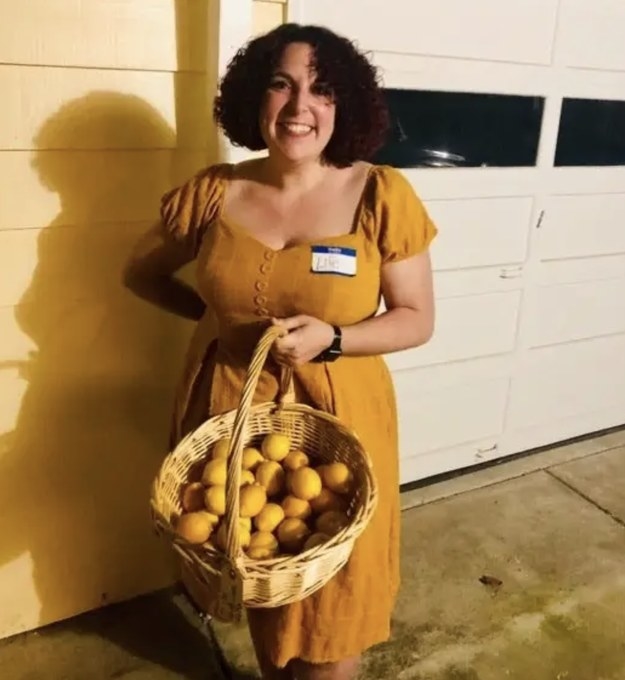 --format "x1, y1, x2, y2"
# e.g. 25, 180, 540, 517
312, 325, 343, 363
